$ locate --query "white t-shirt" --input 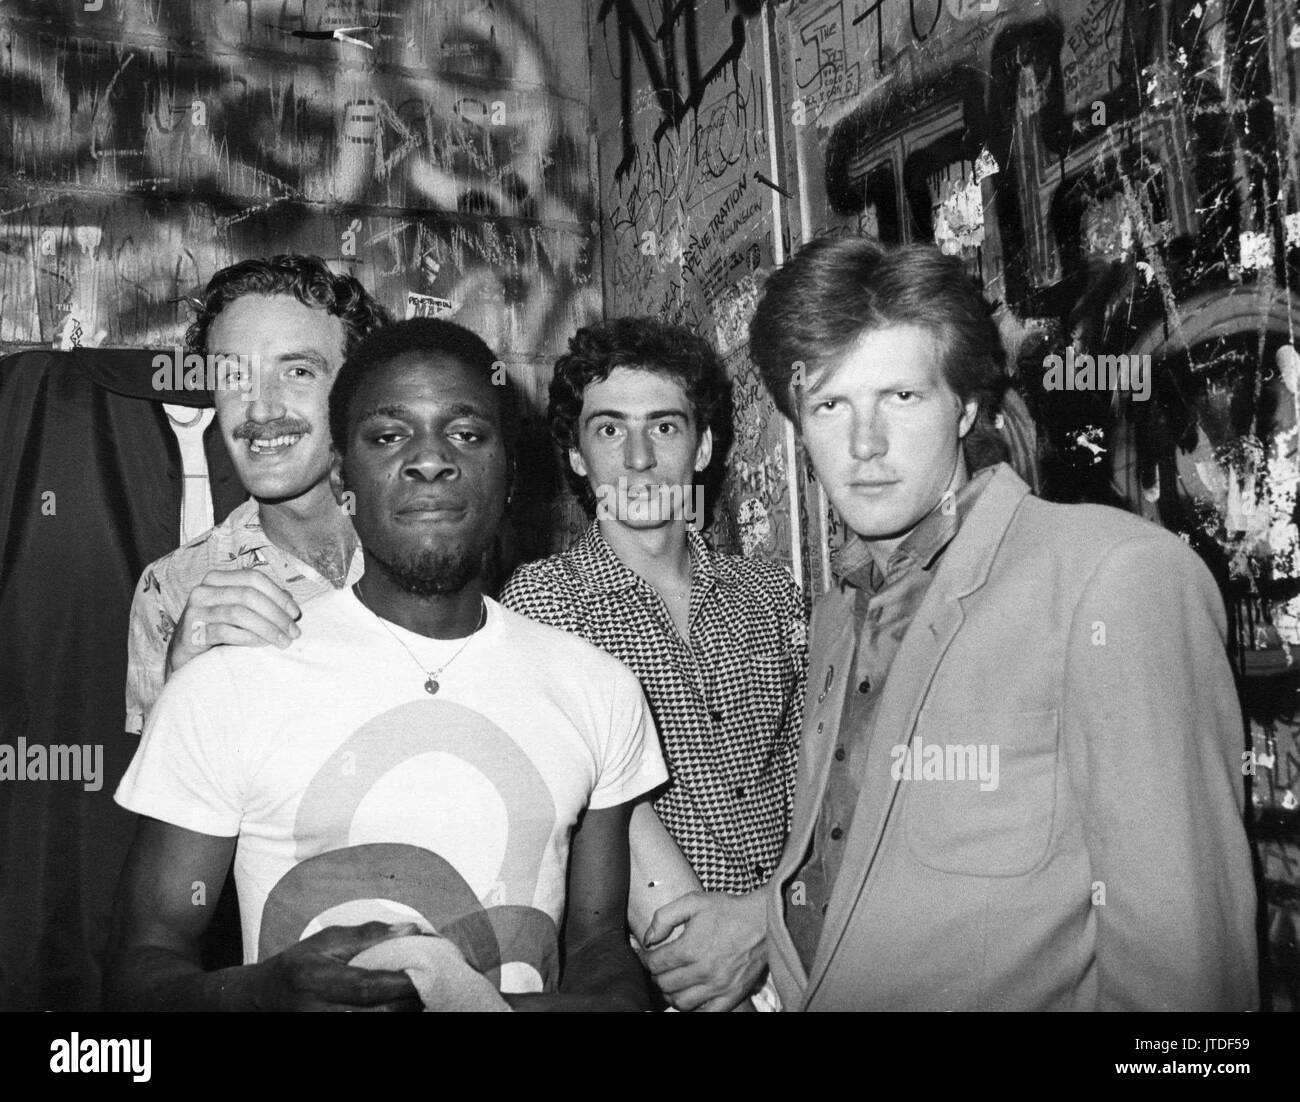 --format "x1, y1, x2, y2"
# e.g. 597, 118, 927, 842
115, 591, 668, 994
